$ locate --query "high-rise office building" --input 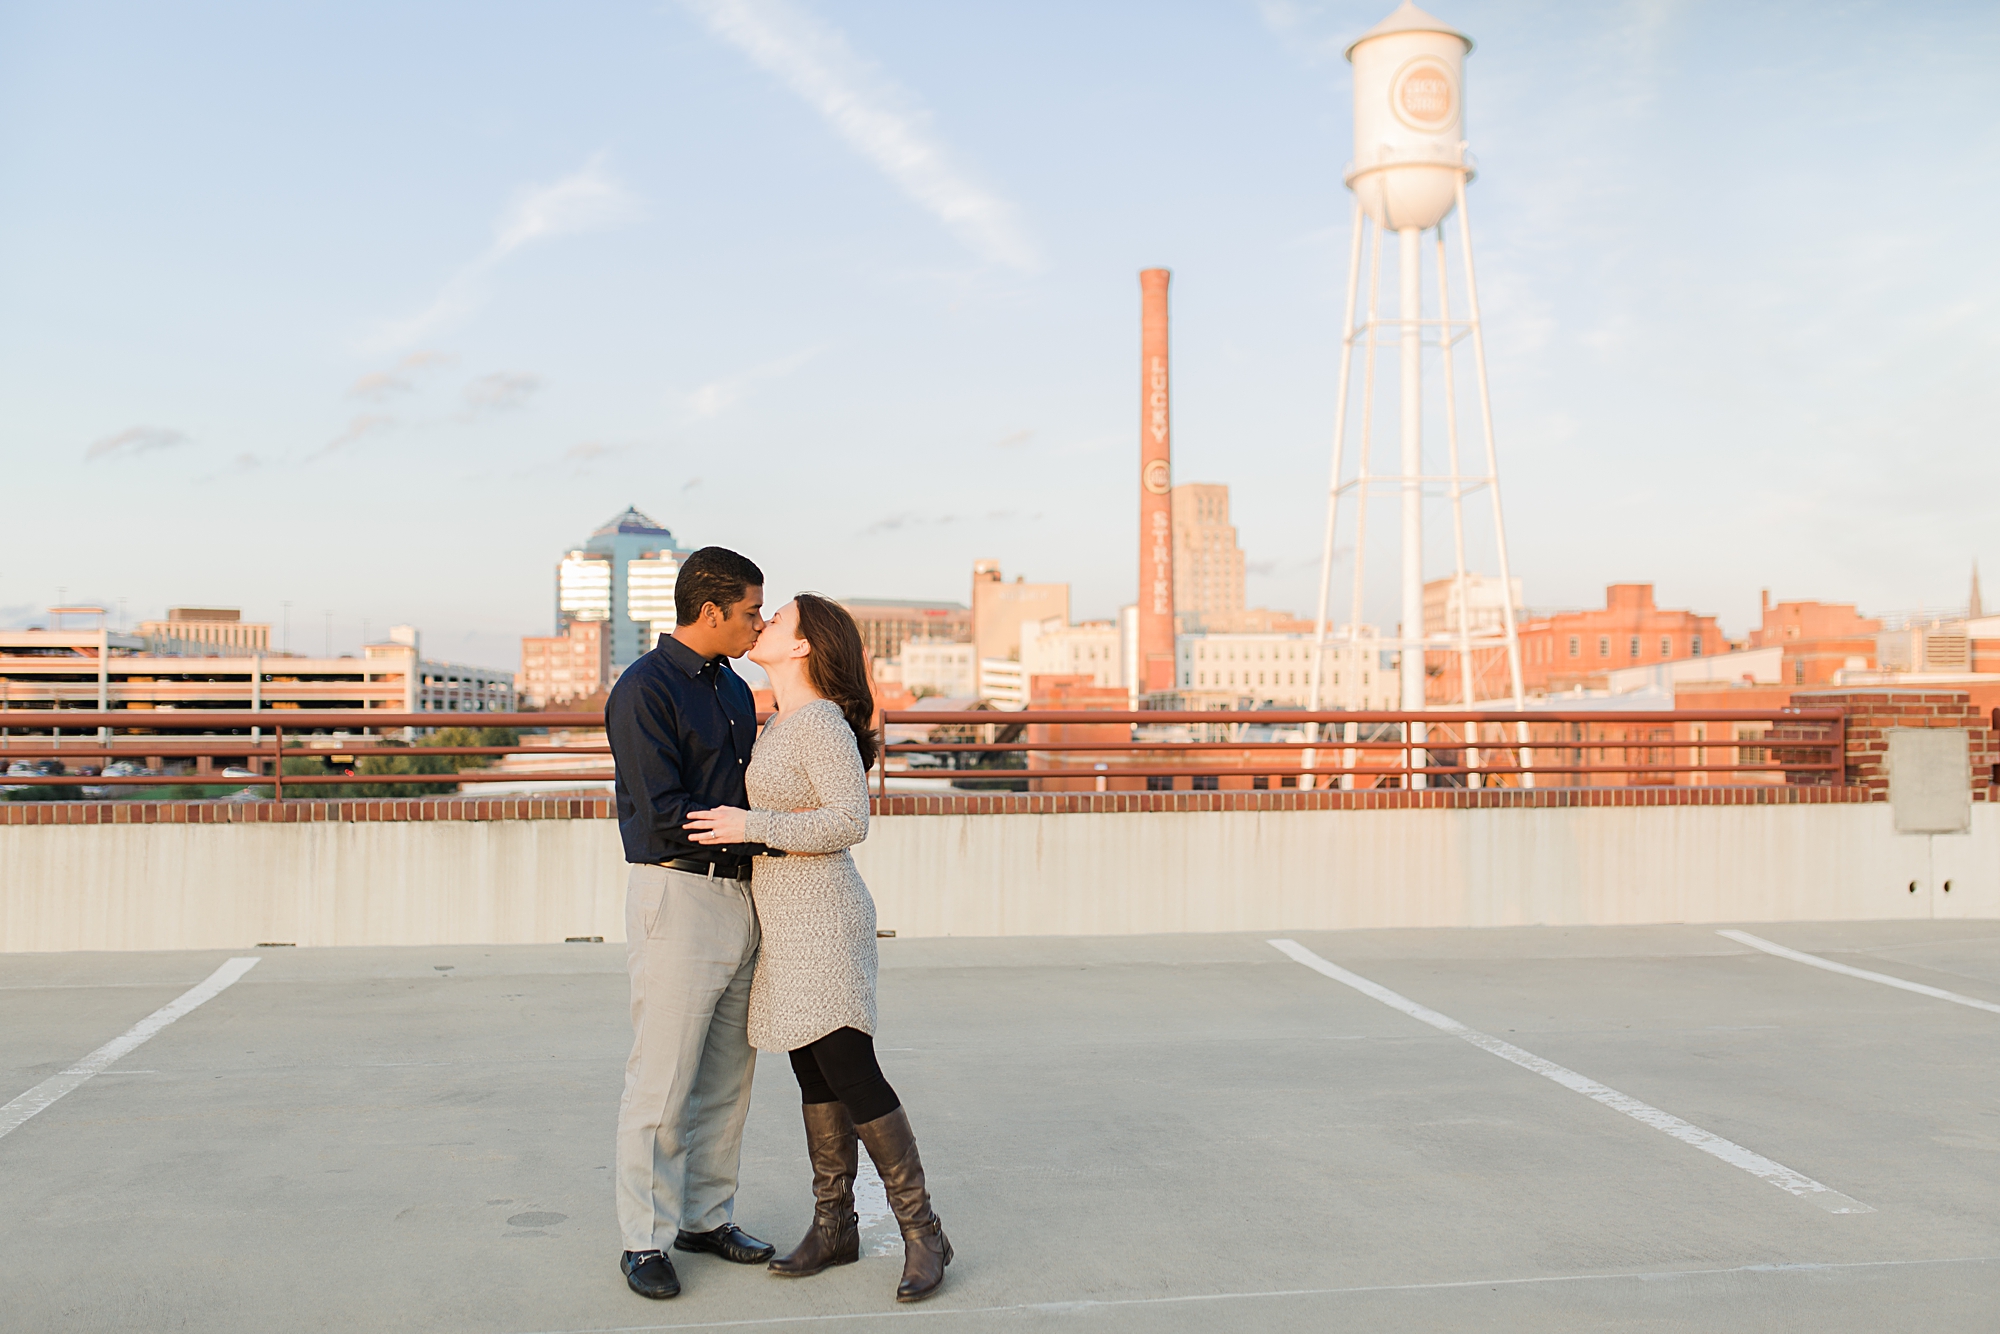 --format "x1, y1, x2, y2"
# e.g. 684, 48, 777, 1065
626, 557, 682, 634
1171, 483, 1245, 631
554, 506, 690, 669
